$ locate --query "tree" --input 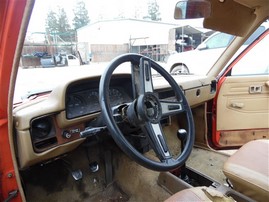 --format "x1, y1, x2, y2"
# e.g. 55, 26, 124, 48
73, 1, 90, 30
45, 8, 73, 42
45, 9, 58, 33
145, 0, 161, 21
57, 8, 72, 41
